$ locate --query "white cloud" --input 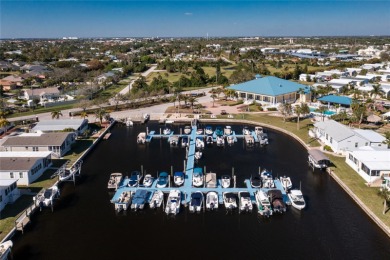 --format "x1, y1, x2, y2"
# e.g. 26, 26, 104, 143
184, 12, 193, 16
